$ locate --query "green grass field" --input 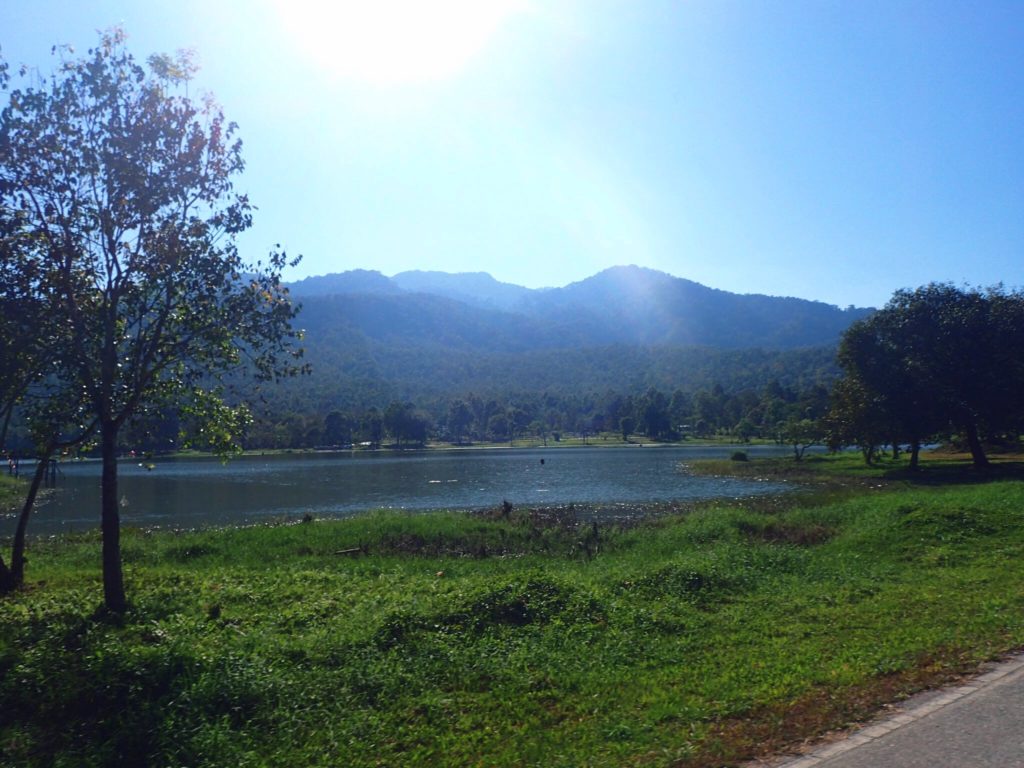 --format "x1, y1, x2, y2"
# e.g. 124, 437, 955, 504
2, 455, 1023, 767
0, 473, 22, 510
